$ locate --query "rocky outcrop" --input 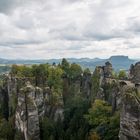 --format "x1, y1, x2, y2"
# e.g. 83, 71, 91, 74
93, 63, 119, 110
119, 85, 140, 140
44, 86, 64, 121
95, 61, 113, 86
130, 62, 140, 84
82, 72, 92, 98
0, 83, 9, 120
119, 61, 140, 140
104, 62, 113, 78
15, 81, 64, 140
15, 82, 41, 140
93, 61, 140, 140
